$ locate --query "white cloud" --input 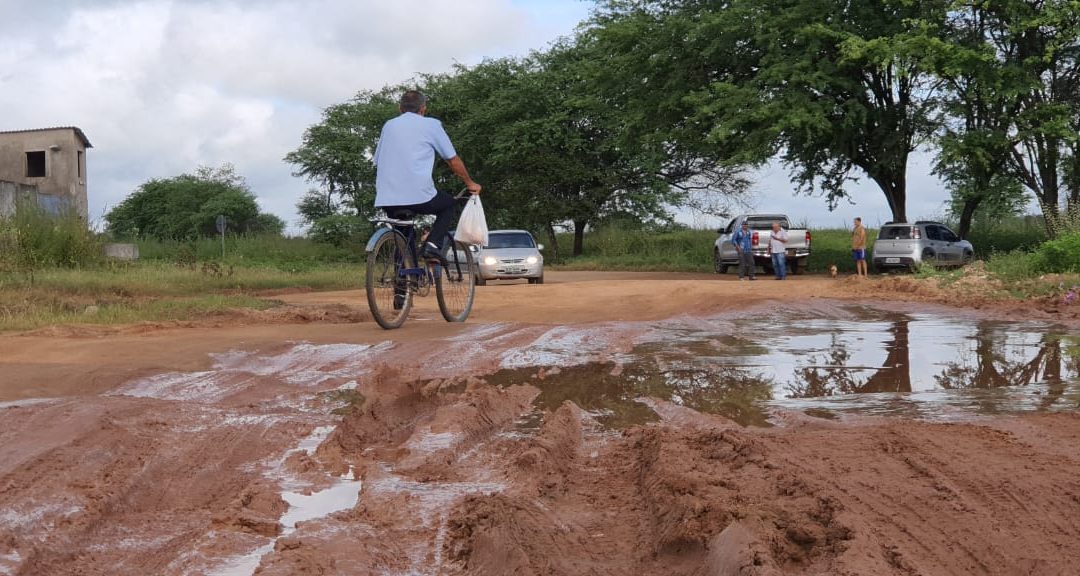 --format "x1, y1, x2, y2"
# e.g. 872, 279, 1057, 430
0, 0, 589, 231
7, 0, 996, 235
